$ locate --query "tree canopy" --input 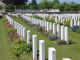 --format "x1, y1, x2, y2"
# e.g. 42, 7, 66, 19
4, 0, 80, 11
